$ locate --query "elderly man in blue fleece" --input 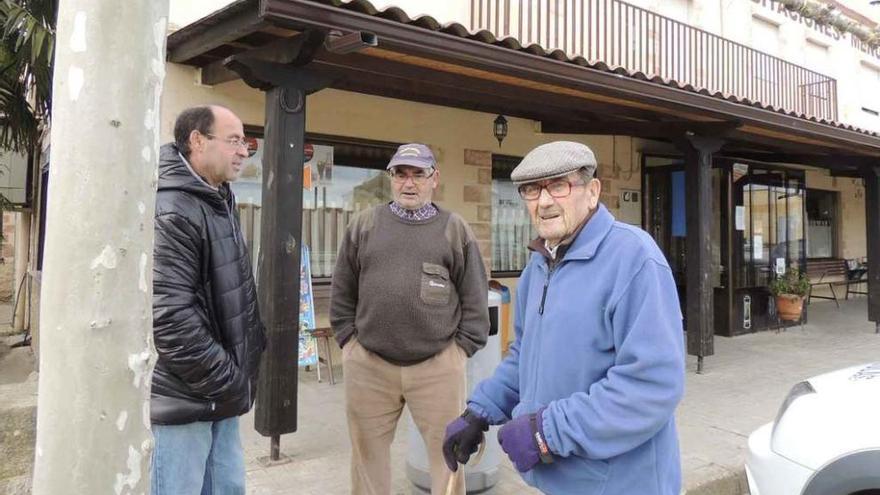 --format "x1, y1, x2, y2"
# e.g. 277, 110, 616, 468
442, 141, 685, 494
